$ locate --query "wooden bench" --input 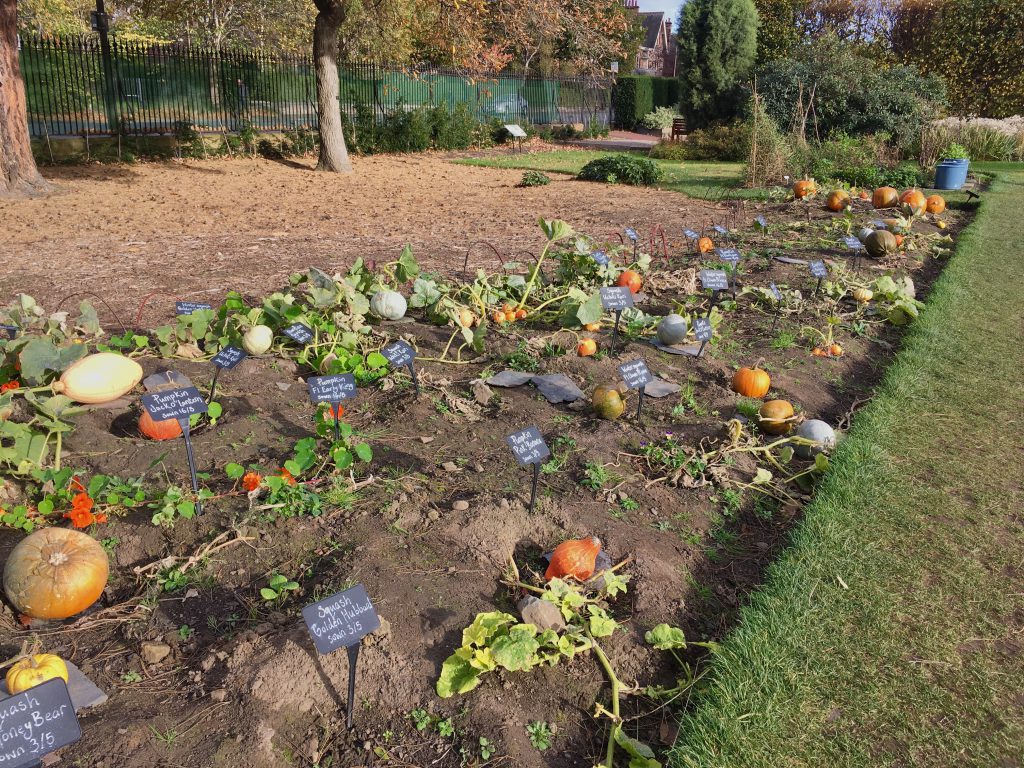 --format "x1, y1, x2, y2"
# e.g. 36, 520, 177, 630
671, 117, 687, 141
